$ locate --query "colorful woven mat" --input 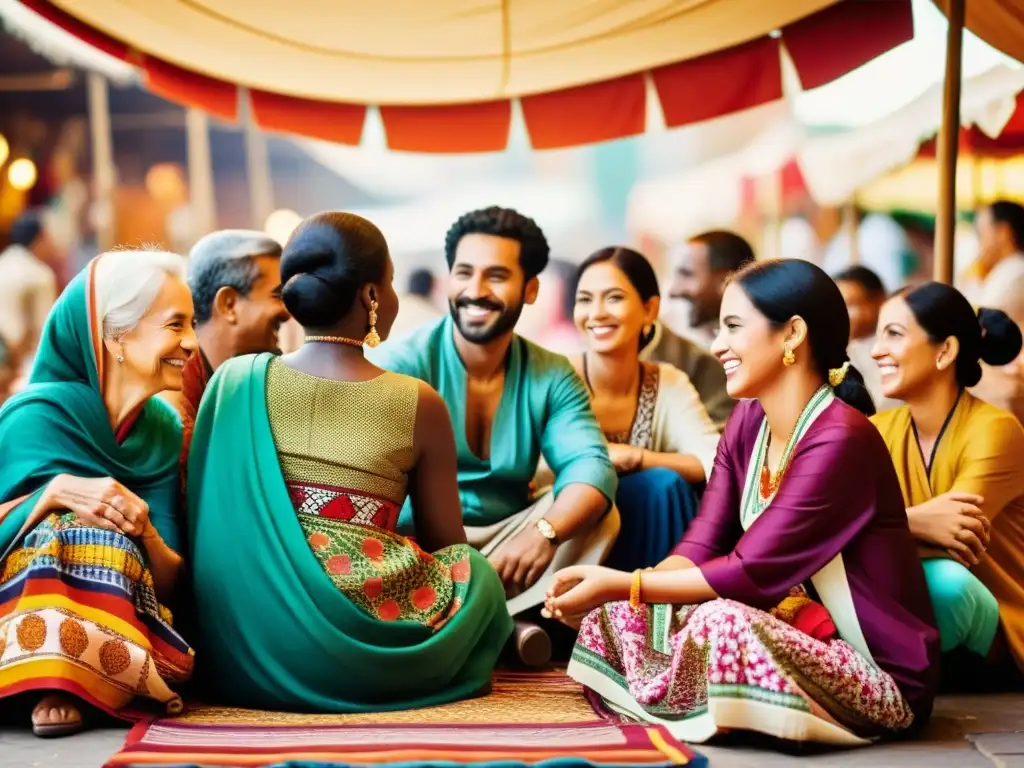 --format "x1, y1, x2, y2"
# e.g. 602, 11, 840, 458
104, 670, 707, 767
